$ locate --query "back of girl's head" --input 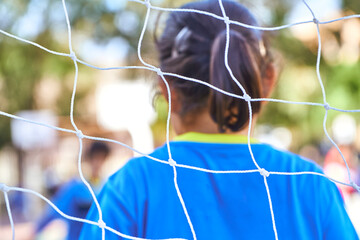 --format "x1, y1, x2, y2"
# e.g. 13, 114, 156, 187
157, 0, 272, 132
